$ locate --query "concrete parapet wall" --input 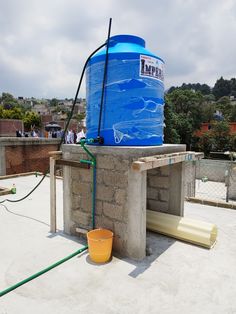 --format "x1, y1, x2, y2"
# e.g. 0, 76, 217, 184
196, 159, 230, 182
0, 137, 60, 175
